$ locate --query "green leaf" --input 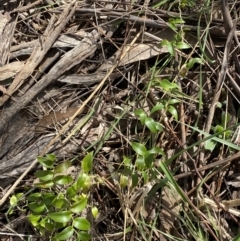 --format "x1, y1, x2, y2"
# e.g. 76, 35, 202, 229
48, 211, 72, 223
28, 202, 46, 214
10, 195, 18, 206
160, 79, 179, 91
77, 172, 88, 189
34, 170, 54, 181
145, 154, 154, 168
120, 174, 128, 188
155, 122, 164, 132
73, 217, 90, 230
81, 152, 93, 173
205, 139, 216, 151
187, 57, 203, 69
142, 171, 148, 184
46, 154, 56, 161
27, 193, 42, 202
134, 109, 147, 125
150, 103, 164, 114
53, 226, 74, 240
16, 193, 23, 200
54, 222, 67, 230
135, 156, 145, 170
44, 220, 55, 231
42, 193, 56, 206
67, 182, 78, 198
37, 156, 54, 169
55, 161, 71, 174
161, 40, 175, 55
232, 233, 240, 241
123, 156, 131, 166
53, 175, 73, 185
176, 41, 191, 49
34, 180, 54, 188
168, 99, 180, 105
78, 175, 91, 192
131, 142, 147, 156
171, 18, 185, 24
131, 173, 138, 188
214, 125, 224, 134
77, 231, 91, 241
28, 214, 41, 224
184, 123, 240, 151
91, 207, 99, 219
148, 147, 165, 156
71, 197, 88, 213
167, 105, 178, 120
145, 117, 157, 133
53, 198, 69, 209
